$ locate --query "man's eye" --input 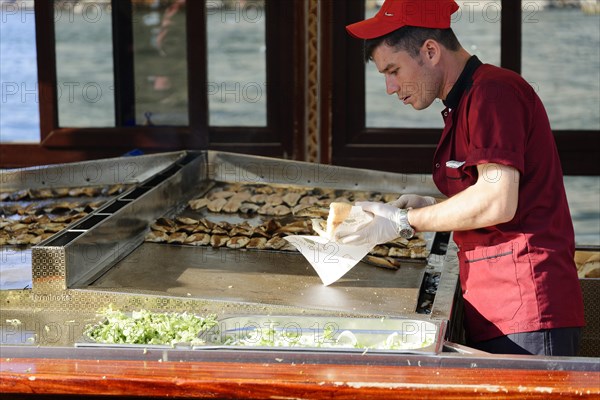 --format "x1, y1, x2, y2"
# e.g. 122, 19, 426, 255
390, 69, 399, 76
